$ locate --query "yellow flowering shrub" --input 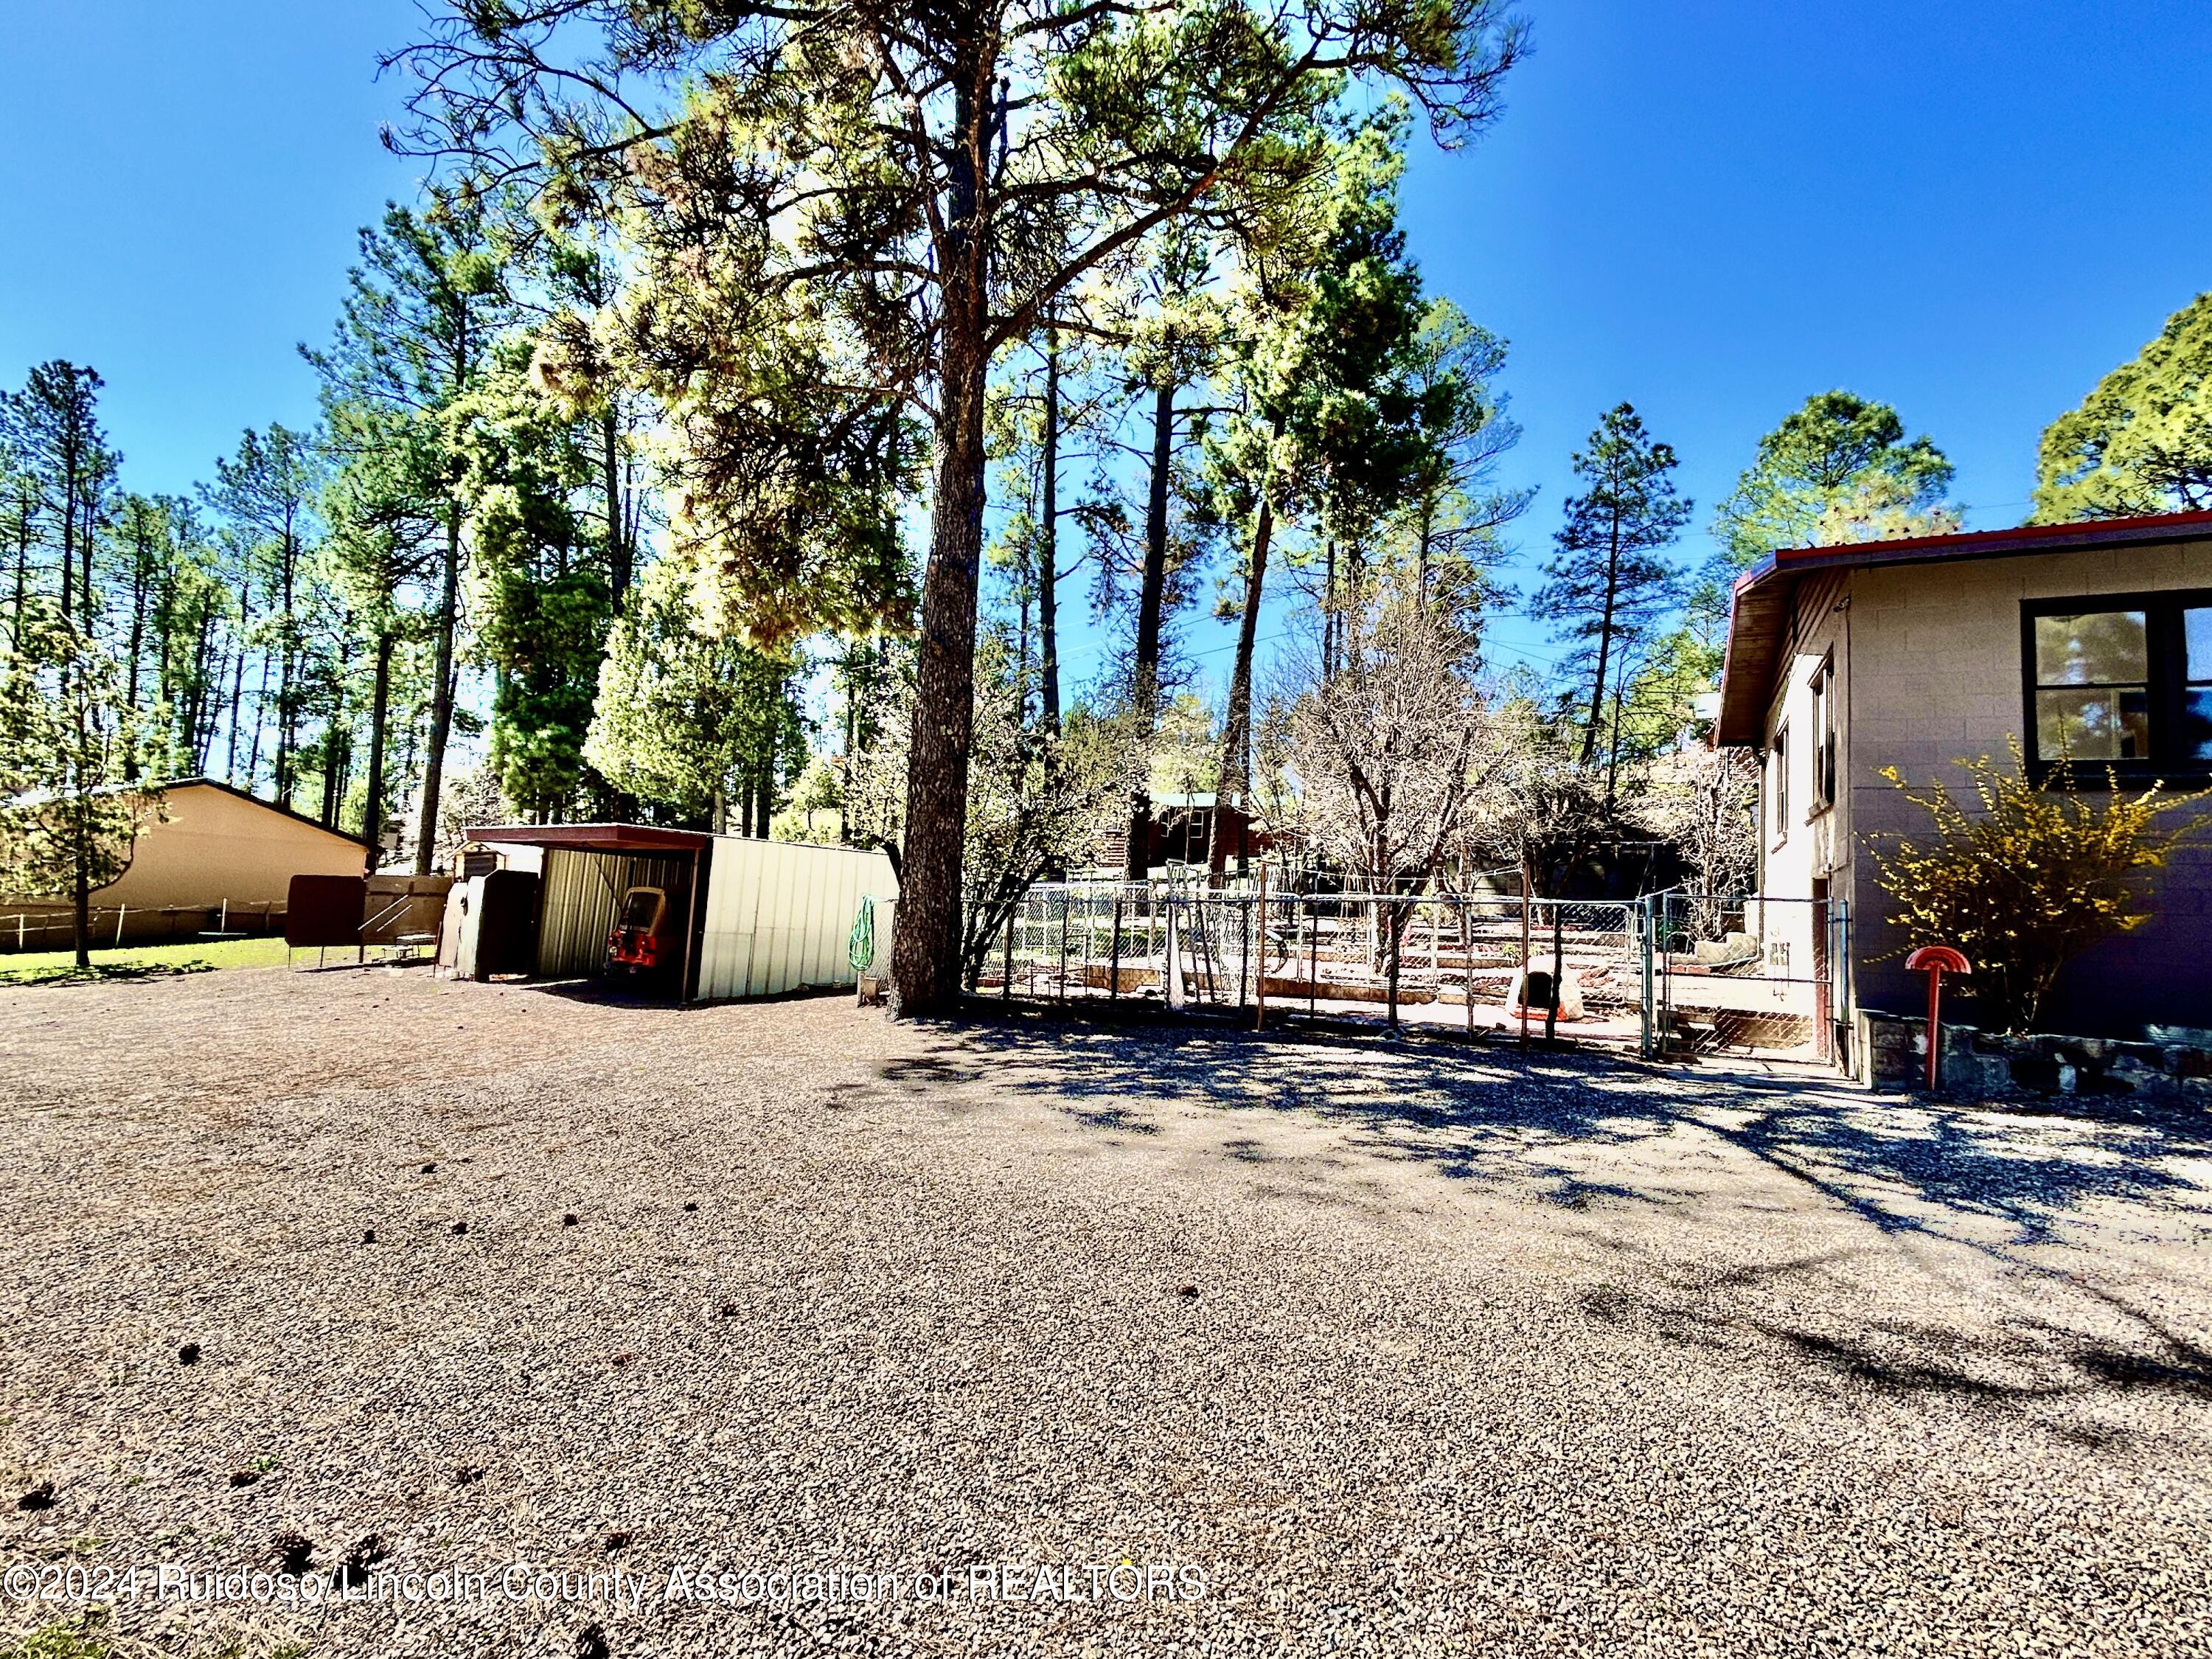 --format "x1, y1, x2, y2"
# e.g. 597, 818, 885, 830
1870, 740, 2210, 1032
